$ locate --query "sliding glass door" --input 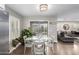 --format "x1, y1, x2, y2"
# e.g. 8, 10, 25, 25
30, 21, 48, 36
